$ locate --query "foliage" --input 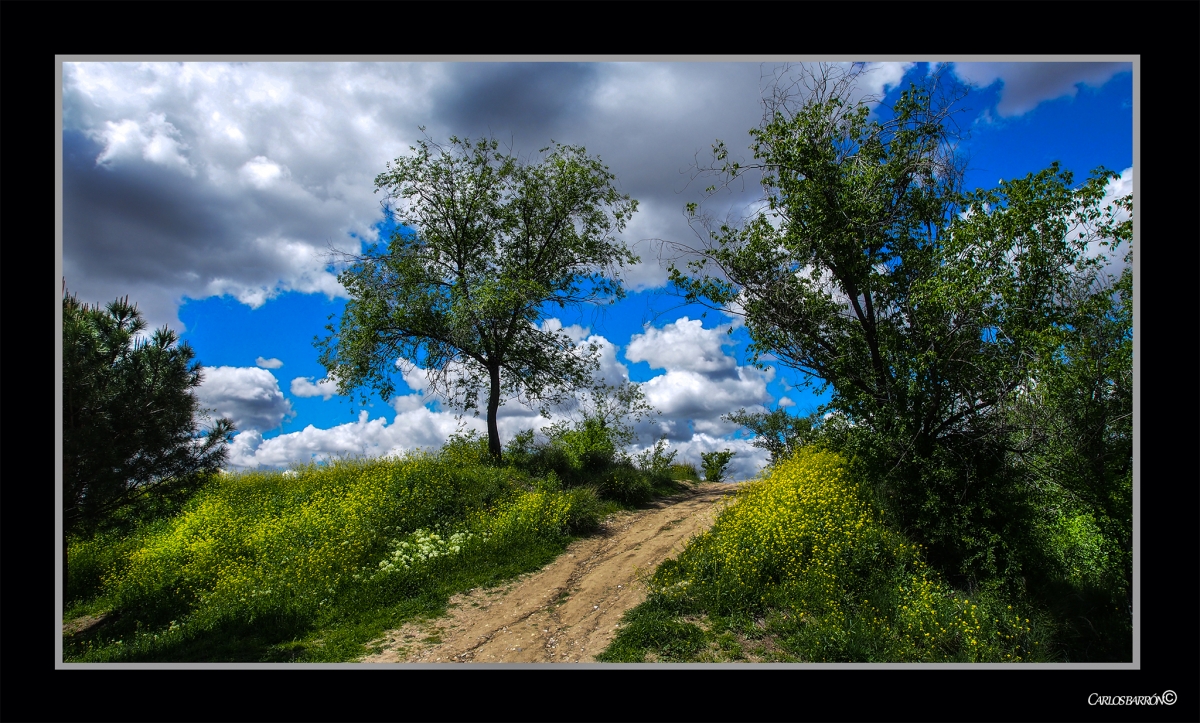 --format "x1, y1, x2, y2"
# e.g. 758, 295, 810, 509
723, 407, 818, 467
63, 449, 600, 662
317, 134, 639, 459
500, 377, 672, 505
668, 463, 702, 483
668, 63, 1132, 585
634, 438, 678, 479
559, 380, 658, 452
63, 291, 235, 593
599, 448, 1047, 662
700, 450, 736, 482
